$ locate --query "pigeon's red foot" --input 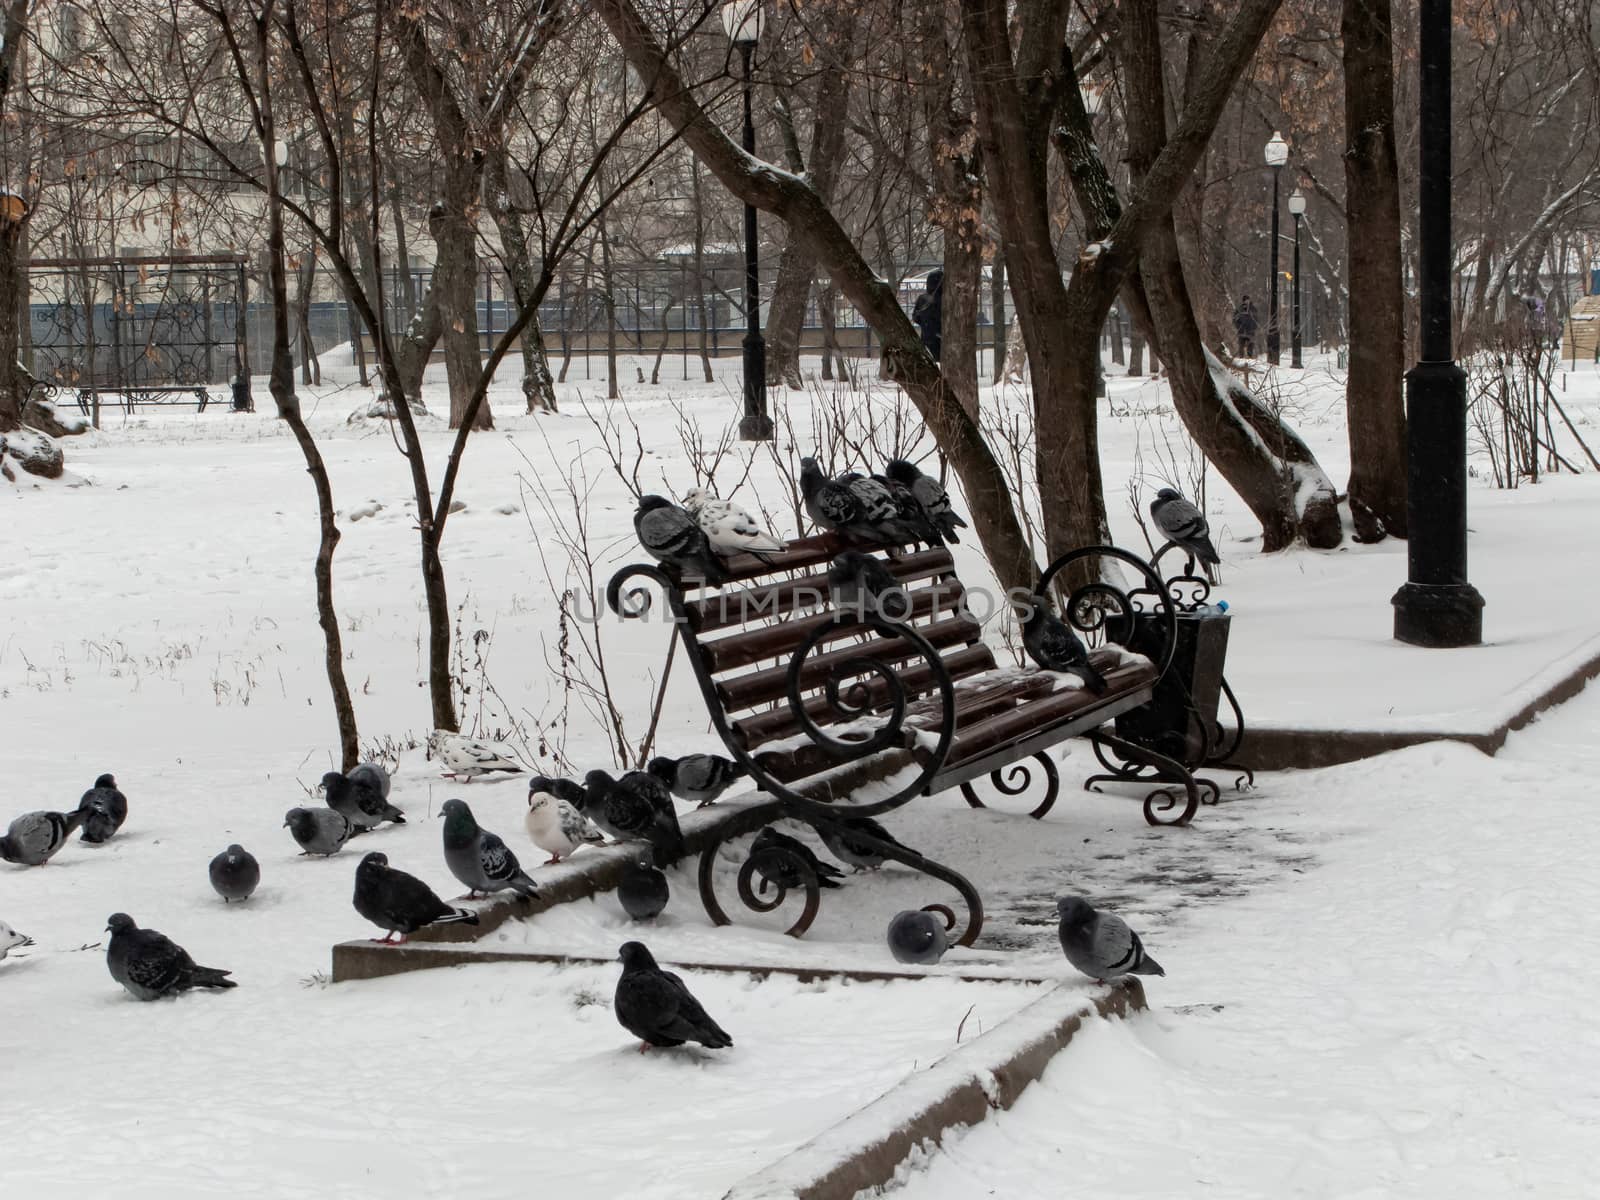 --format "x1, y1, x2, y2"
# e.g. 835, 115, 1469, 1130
638, 1042, 651, 1054
544, 855, 563, 865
